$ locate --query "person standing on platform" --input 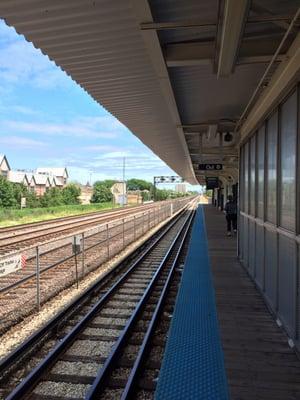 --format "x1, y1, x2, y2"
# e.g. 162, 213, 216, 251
224, 195, 237, 236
